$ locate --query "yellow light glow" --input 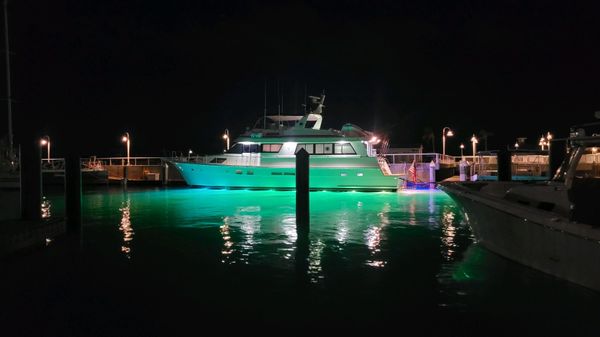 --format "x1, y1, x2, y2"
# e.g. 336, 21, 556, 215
40, 139, 48, 146
122, 136, 128, 142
